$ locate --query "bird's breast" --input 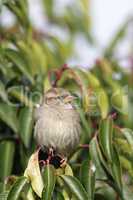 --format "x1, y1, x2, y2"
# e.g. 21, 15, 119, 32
34, 105, 81, 155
